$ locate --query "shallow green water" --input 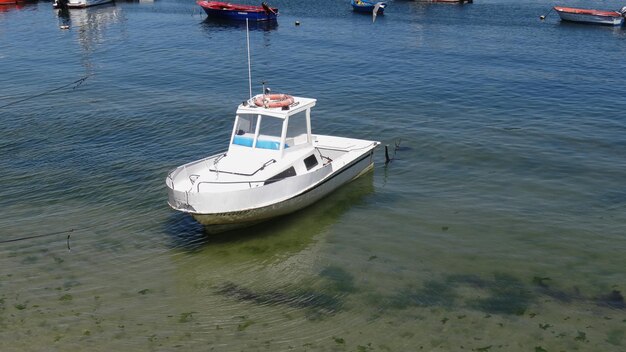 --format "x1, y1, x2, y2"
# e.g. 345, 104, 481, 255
1, 0, 626, 350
